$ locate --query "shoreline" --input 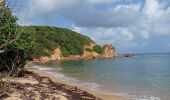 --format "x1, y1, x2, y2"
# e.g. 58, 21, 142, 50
26, 65, 126, 100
